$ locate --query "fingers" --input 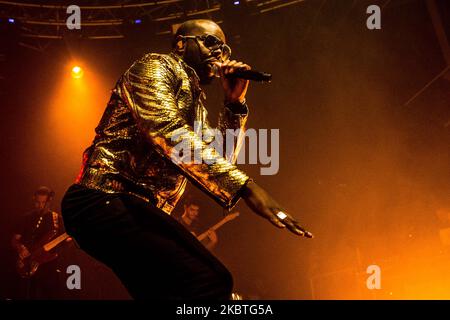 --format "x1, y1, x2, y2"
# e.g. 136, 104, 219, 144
292, 220, 314, 238
282, 217, 305, 237
271, 210, 313, 238
220, 60, 251, 75
269, 214, 286, 229
207, 230, 217, 241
